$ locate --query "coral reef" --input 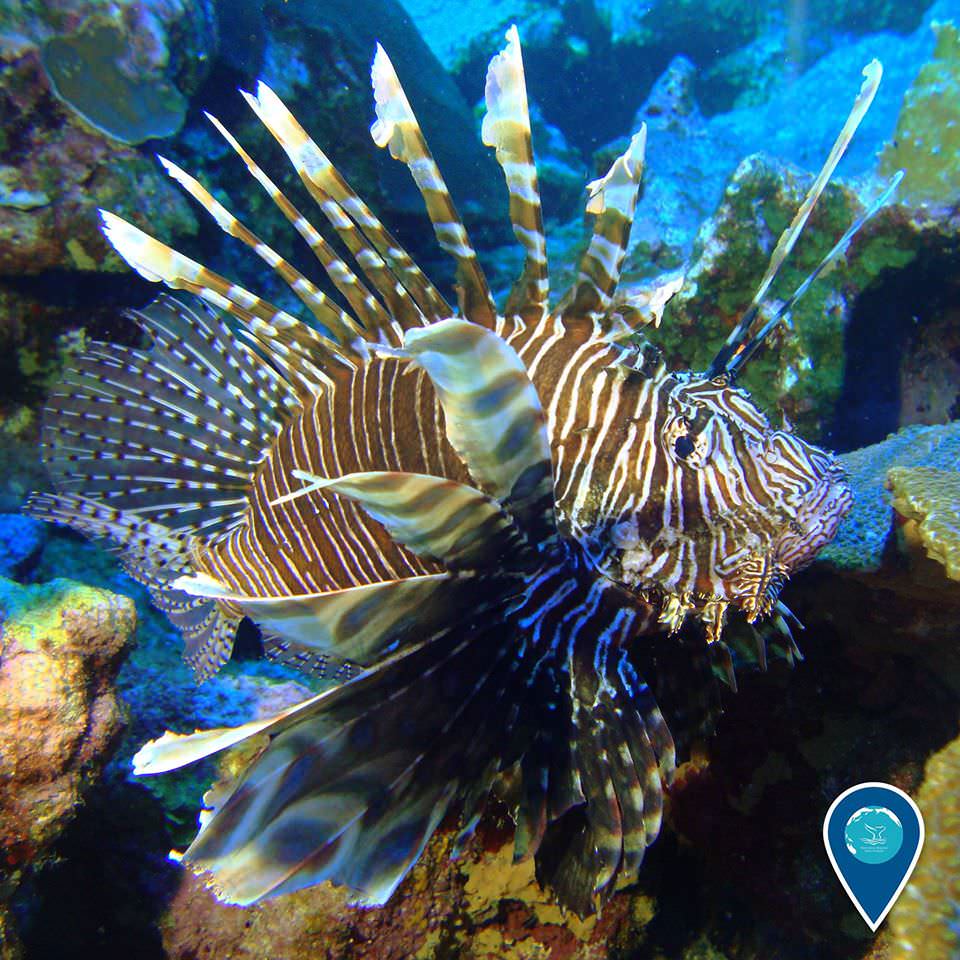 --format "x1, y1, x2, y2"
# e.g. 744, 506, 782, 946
887, 466, 960, 579
3, 1, 960, 957
0, 0, 210, 274
158, 805, 655, 960
0, 576, 135, 953
886, 731, 960, 960
0, 1, 211, 509
40, 17, 189, 145
880, 20, 960, 206
0, 45, 197, 278
820, 421, 960, 573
